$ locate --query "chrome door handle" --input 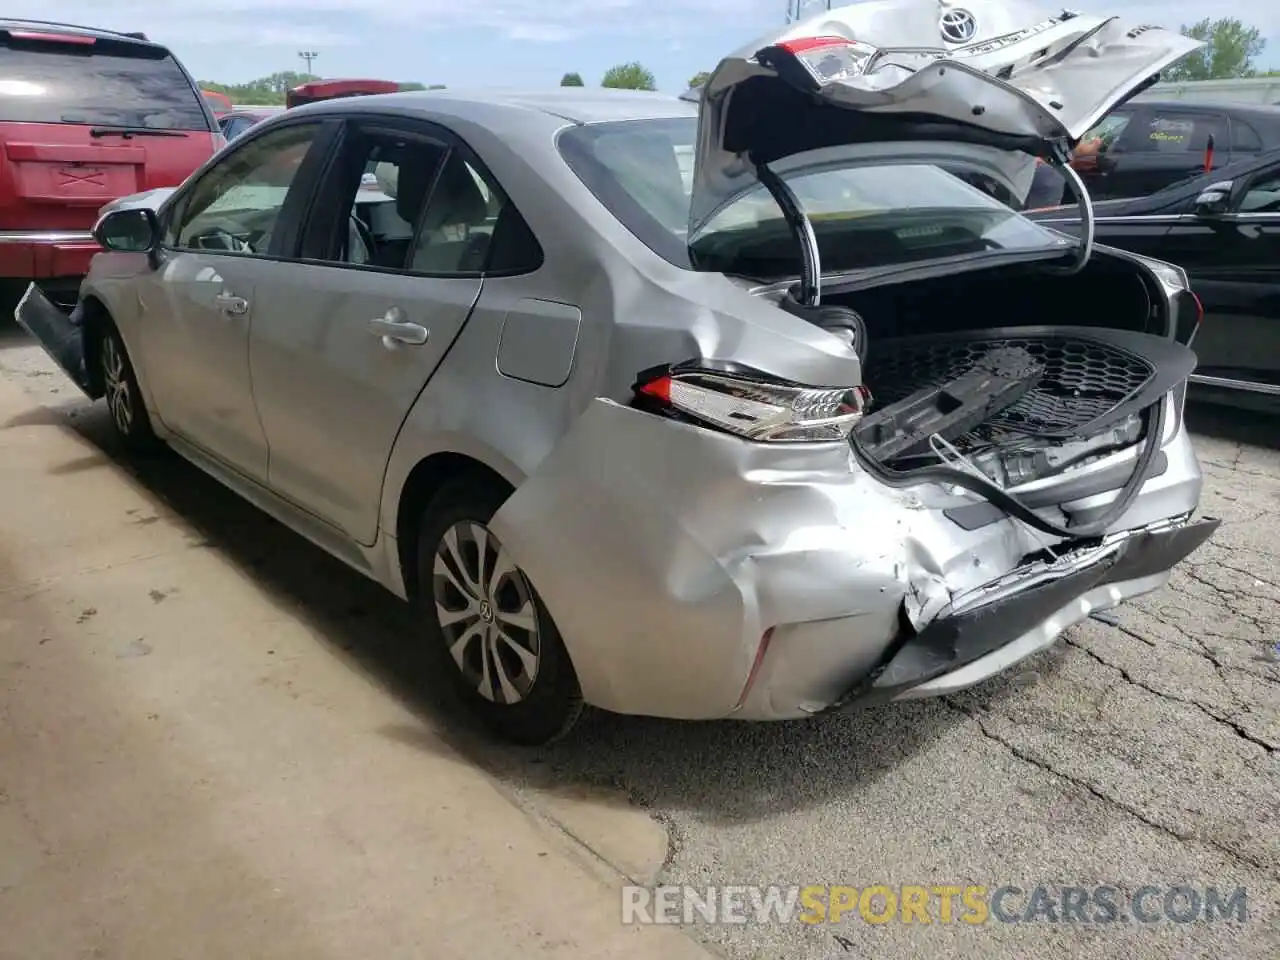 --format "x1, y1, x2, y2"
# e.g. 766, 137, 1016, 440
214, 293, 249, 316
368, 309, 428, 346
